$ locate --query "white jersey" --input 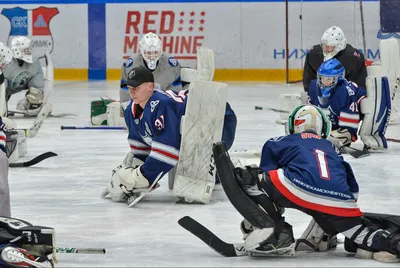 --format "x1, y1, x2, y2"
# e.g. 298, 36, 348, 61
120, 53, 182, 102
3, 57, 44, 96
